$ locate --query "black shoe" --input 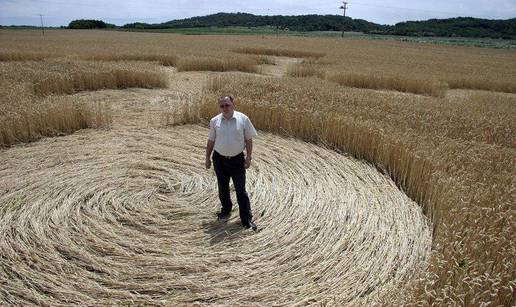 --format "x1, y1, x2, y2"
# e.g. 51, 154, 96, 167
217, 212, 231, 223
244, 219, 258, 231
